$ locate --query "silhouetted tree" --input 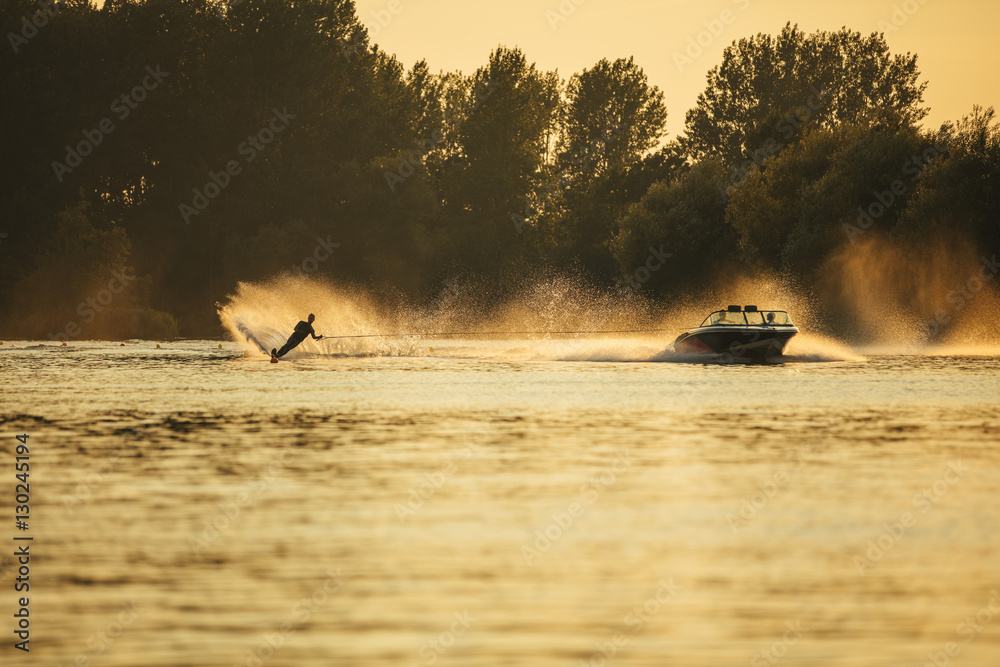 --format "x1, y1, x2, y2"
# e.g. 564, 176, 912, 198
533, 57, 669, 277
1, 2, 997, 341
900, 106, 1000, 252
683, 24, 928, 166
431, 46, 560, 274
612, 160, 738, 294
725, 117, 933, 276
558, 57, 667, 181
